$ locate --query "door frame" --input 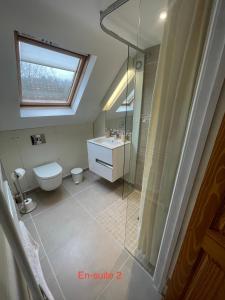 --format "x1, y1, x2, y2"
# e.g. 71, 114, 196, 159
153, 0, 225, 292
165, 112, 225, 299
